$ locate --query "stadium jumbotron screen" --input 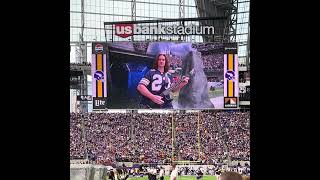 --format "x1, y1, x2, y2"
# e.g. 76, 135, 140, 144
91, 42, 238, 110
